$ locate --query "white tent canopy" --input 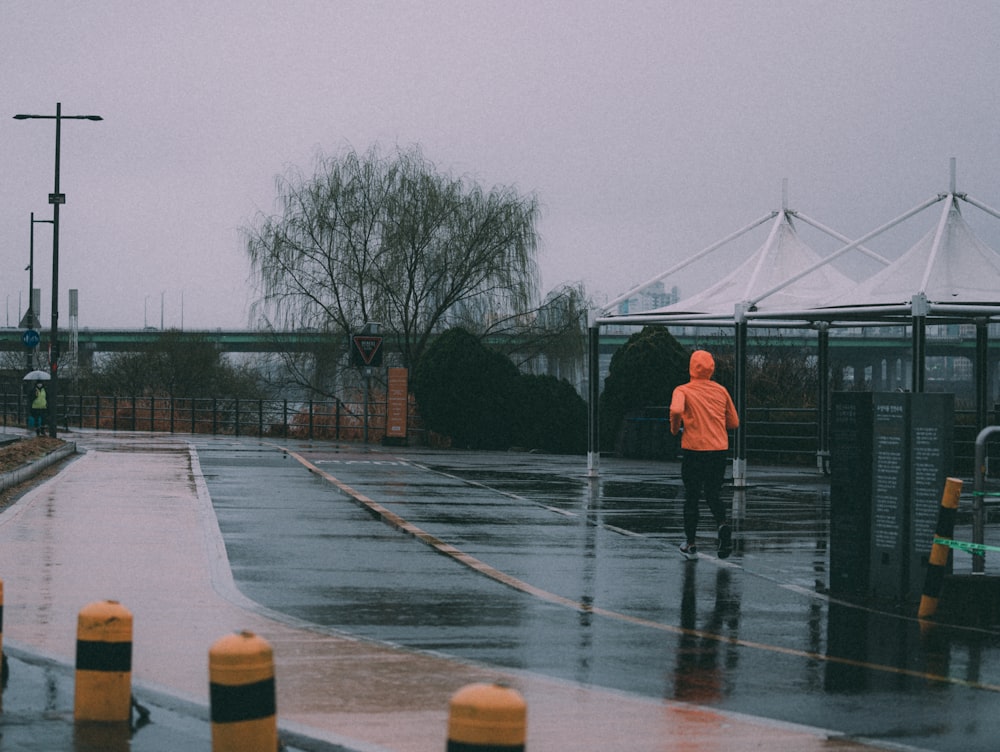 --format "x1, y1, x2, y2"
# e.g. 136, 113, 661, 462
651, 210, 860, 318
819, 198, 1000, 310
